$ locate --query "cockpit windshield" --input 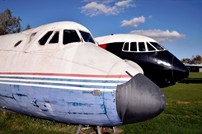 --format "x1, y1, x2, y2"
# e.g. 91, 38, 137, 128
63, 30, 80, 45
149, 42, 164, 50
79, 31, 95, 44
38, 29, 96, 46
122, 41, 165, 53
